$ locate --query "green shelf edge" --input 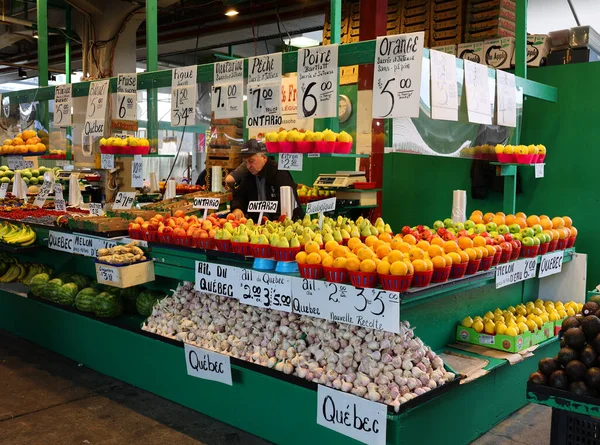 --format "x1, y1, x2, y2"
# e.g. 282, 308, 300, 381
527, 386, 600, 417
274, 153, 369, 158
490, 162, 545, 167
